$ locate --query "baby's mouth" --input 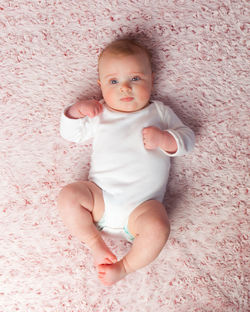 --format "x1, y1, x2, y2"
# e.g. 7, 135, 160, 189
120, 97, 134, 102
